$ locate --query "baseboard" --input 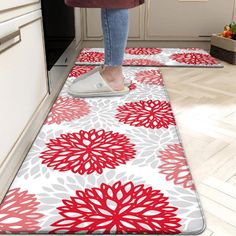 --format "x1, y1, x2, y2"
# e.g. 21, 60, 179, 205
81, 40, 211, 51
